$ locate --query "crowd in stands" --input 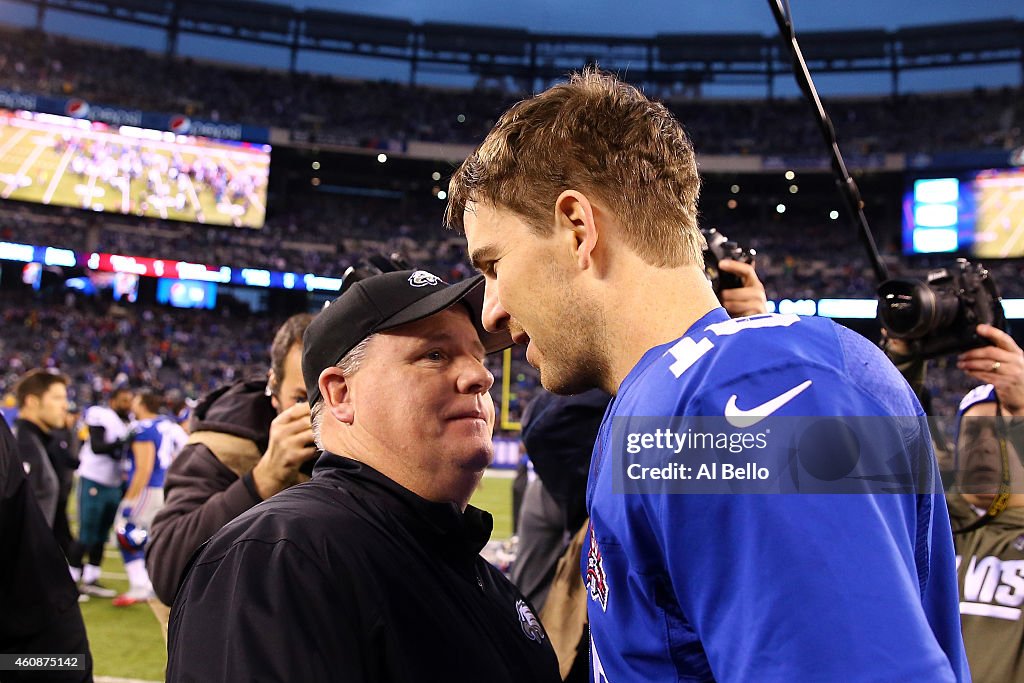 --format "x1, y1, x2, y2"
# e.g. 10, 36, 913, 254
7, 195, 1022, 303
1, 26, 1020, 155
2, 24, 1019, 297
0, 192, 470, 278
0, 294, 275, 405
